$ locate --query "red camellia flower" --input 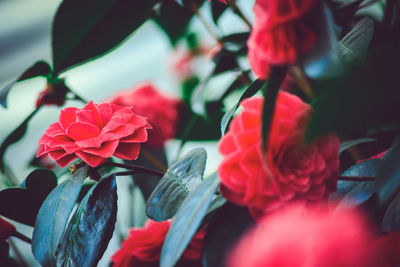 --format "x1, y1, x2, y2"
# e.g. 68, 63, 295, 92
228, 205, 374, 267
37, 101, 151, 167
108, 83, 181, 148
248, 0, 319, 78
218, 92, 339, 217
0, 217, 16, 241
111, 220, 204, 267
